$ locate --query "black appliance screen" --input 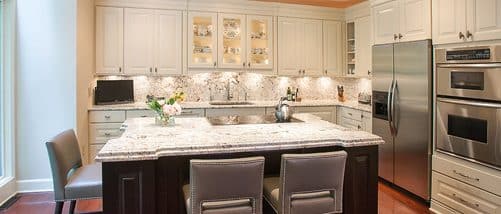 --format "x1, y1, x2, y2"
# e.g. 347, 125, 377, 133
447, 115, 487, 143
451, 72, 484, 90
446, 49, 490, 61
95, 80, 134, 105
